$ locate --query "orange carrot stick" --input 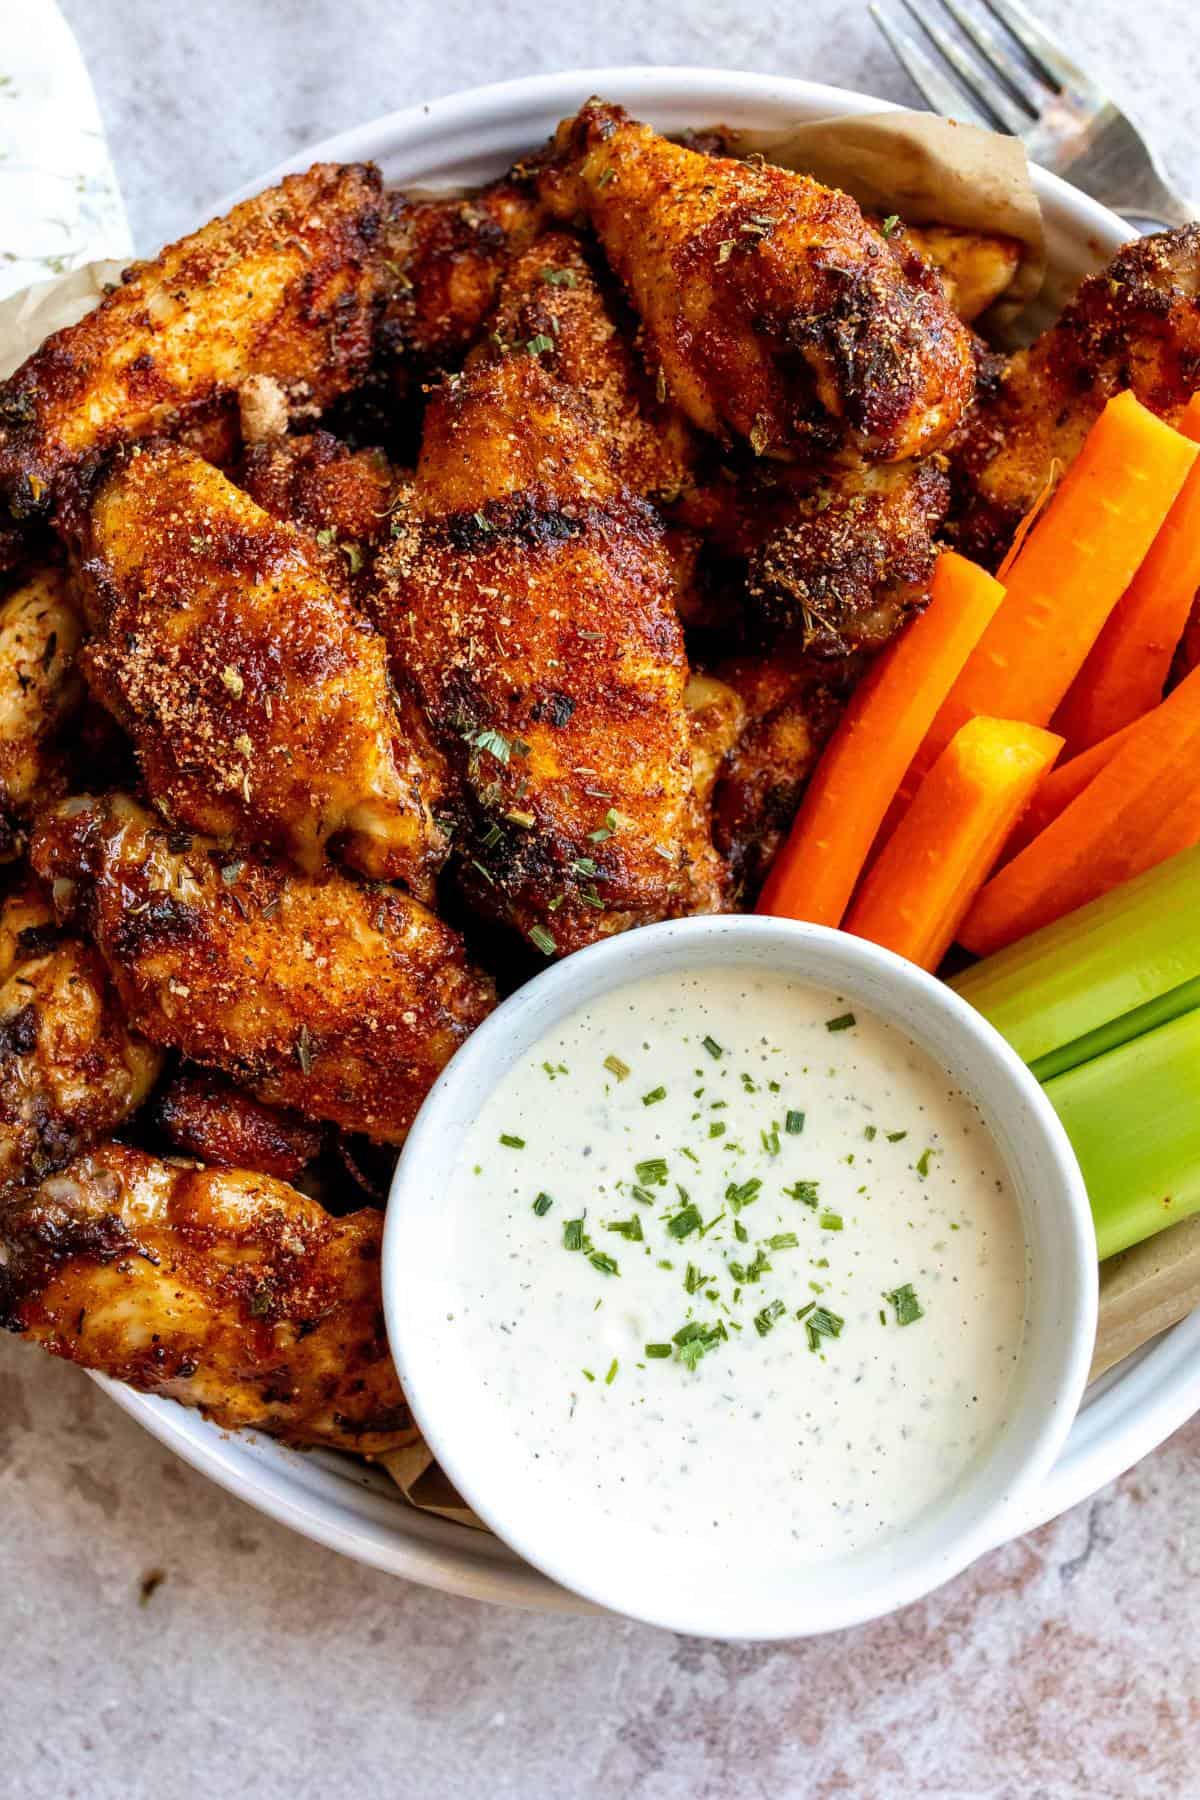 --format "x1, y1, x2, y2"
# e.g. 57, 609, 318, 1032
904, 392, 1198, 798
958, 662, 1200, 956
845, 718, 1062, 971
1053, 392, 1200, 753
756, 551, 1005, 926
1000, 715, 1141, 861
